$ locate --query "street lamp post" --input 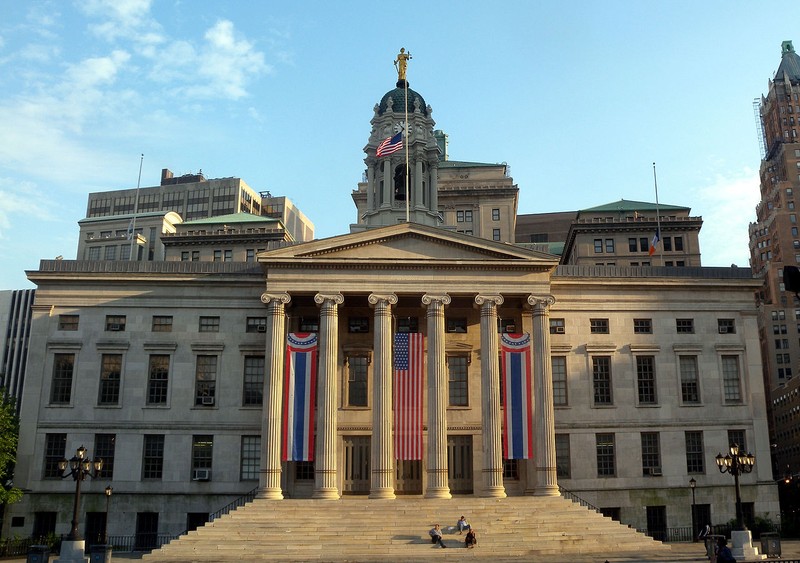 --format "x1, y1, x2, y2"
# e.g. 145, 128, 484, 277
689, 477, 697, 541
58, 445, 103, 542
104, 486, 113, 544
715, 442, 755, 531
